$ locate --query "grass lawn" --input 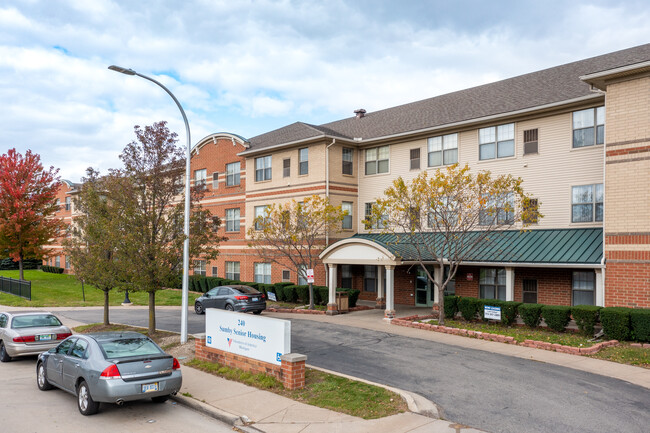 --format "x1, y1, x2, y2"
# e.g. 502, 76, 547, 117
589, 343, 650, 368
186, 358, 406, 419
0, 270, 202, 308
